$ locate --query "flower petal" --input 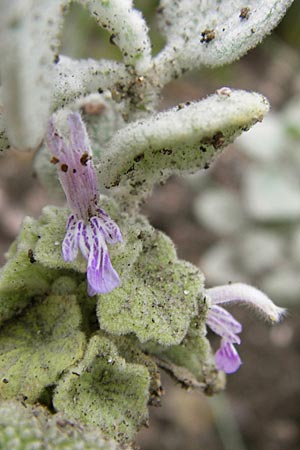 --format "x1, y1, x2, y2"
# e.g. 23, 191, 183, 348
207, 283, 285, 323
215, 341, 242, 374
206, 304, 242, 344
62, 215, 79, 262
92, 212, 123, 244
86, 222, 120, 296
77, 221, 91, 260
